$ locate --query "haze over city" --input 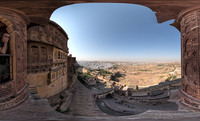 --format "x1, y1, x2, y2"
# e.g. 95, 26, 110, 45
50, 3, 181, 62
